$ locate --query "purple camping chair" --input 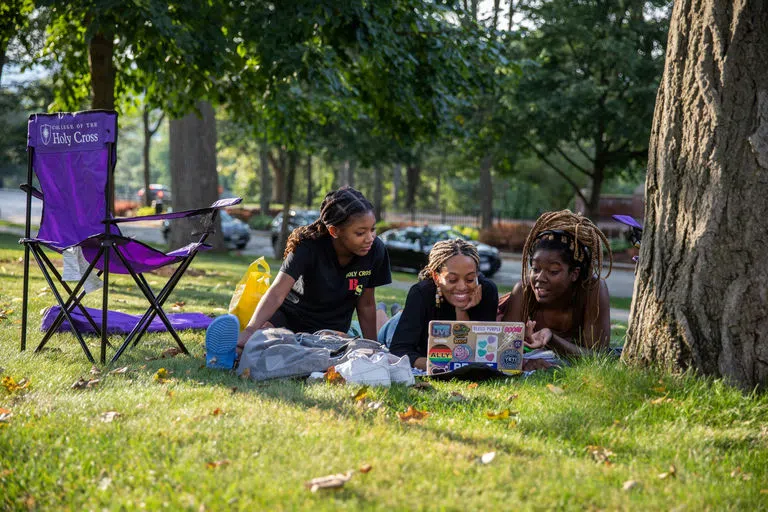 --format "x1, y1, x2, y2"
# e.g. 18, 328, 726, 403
20, 110, 241, 364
